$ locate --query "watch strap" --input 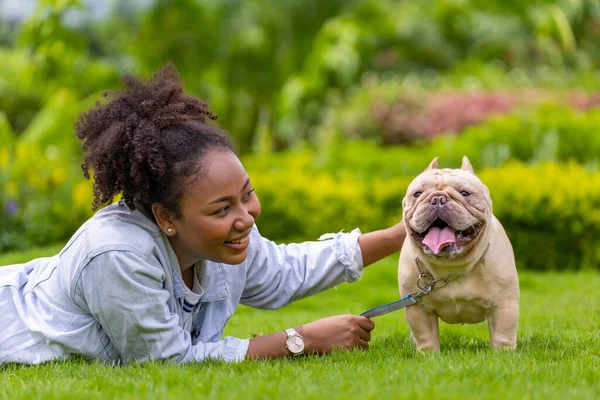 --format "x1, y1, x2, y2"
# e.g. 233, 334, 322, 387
284, 328, 298, 338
